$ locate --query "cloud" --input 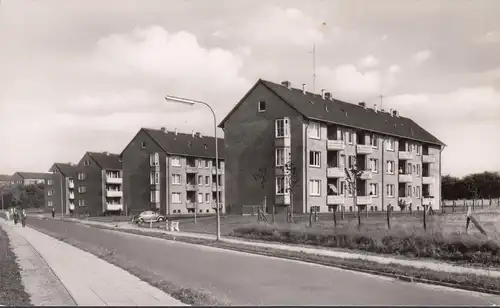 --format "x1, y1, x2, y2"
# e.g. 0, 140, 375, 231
359, 55, 379, 68
88, 26, 251, 93
388, 64, 401, 74
412, 49, 432, 63
317, 65, 382, 99
382, 34, 389, 41
384, 86, 500, 176
242, 6, 328, 46
478, 31, 499, 44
